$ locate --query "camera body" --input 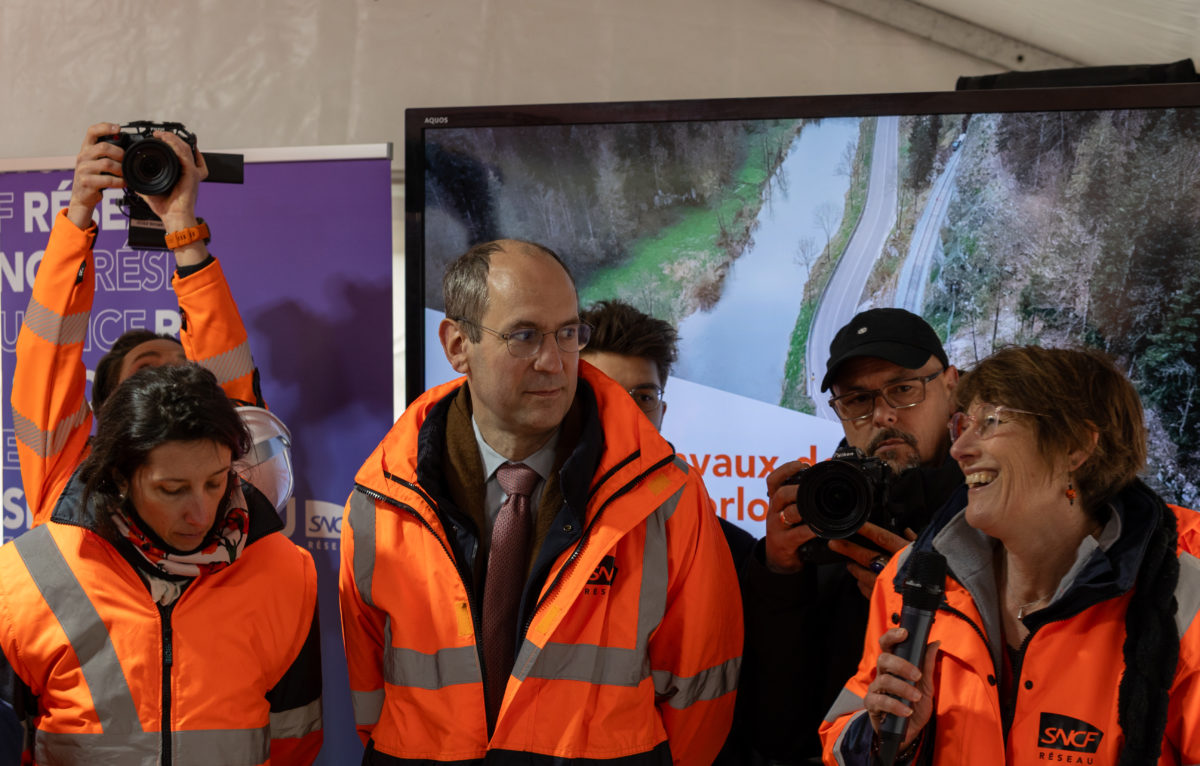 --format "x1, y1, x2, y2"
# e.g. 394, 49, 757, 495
784, 446, 901, 564
102, 121, 197, 196
99, 121, 243, 250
